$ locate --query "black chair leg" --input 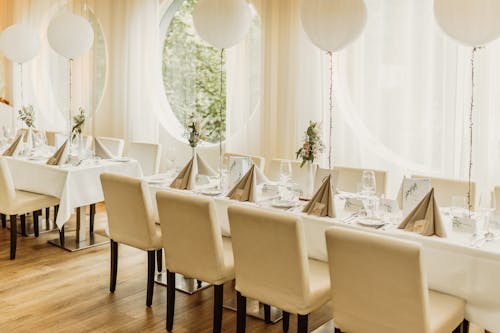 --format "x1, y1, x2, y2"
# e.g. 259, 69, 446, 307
146, 250, 155, 307
297, 314, 308, 333
213, 284, 223, 333
334, 328, 342, 333
45, 207, 50, 230
197, 279, 203, 288
283, 311, 290, 332
463, 319, 470, 333
89, 203, 95, 234
236, 291, 246, 333
10, 215, 17, 260
59, 225, 65, 246
110, 240, 118, 292
166, 270, 176, 331
33, 210, 40, 237
1, 214, 6, 228
156, 249, 162, 272
20, 214, 27, 236
264, 304, 271, 323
